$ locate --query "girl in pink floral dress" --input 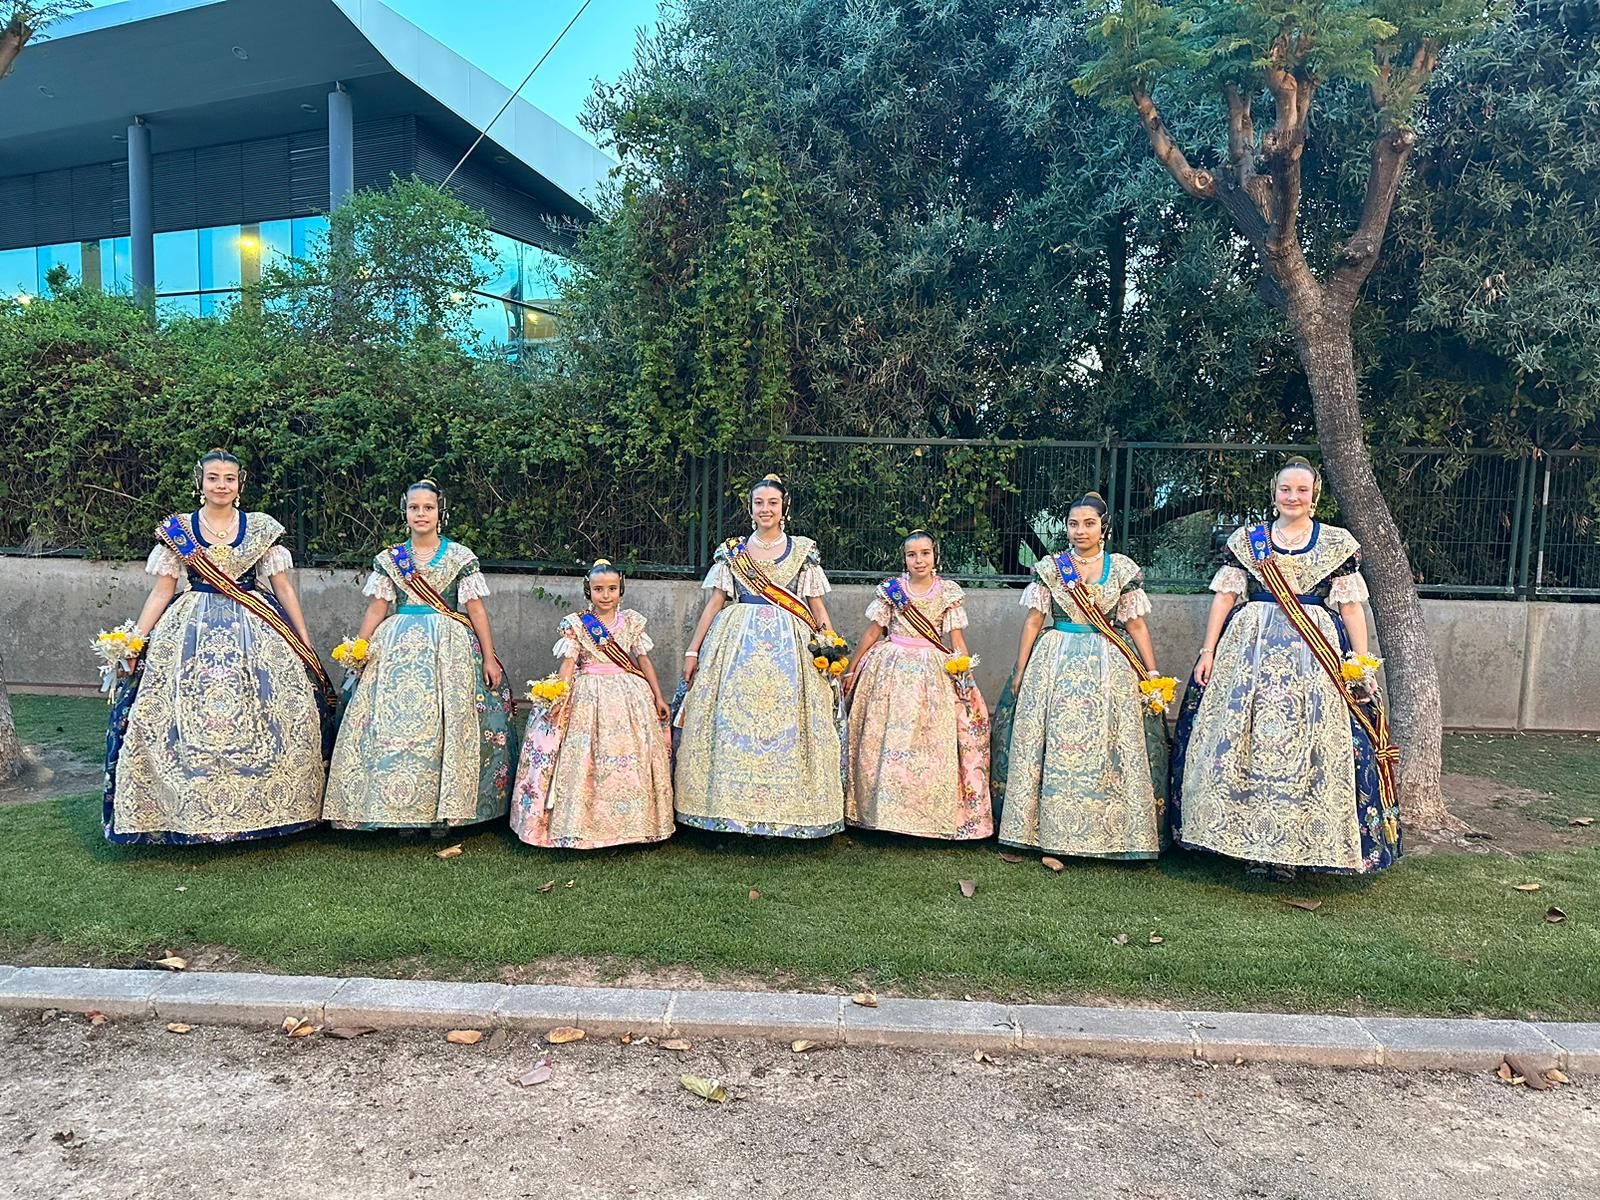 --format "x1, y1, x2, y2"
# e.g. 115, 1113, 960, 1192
510, 560, 675, 849
843, 532, 992, 839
